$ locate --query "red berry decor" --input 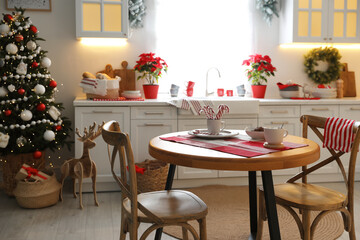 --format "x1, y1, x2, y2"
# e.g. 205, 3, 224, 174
5, 110, 11, 116
15, 34, 24, 42
54, 125, 62, 131
4, 14, 13, 22
33, 151, 42, 159
17, 88, 25, 95
30, 25, 38, 34
36, 103, 46, 111
49, 80, 57, 88
31, 61, 39, 68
